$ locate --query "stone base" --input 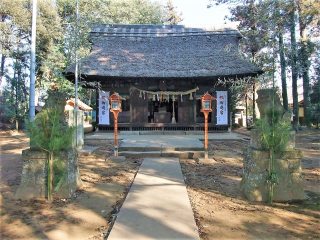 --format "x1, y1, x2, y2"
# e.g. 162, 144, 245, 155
250, 129, 296, 150
15, 148, 83, 200
195, 158, 216, 164
241, 147, 306, 202
106, 156, 126, 161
